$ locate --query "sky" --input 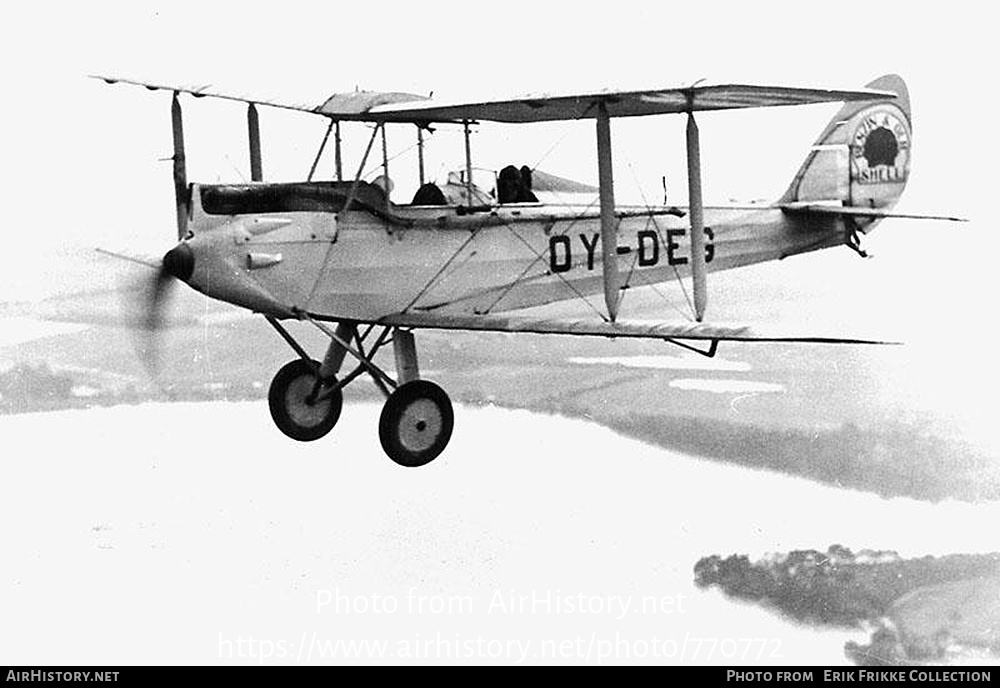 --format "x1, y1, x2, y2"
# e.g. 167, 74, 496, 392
0, 1, 992, 295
